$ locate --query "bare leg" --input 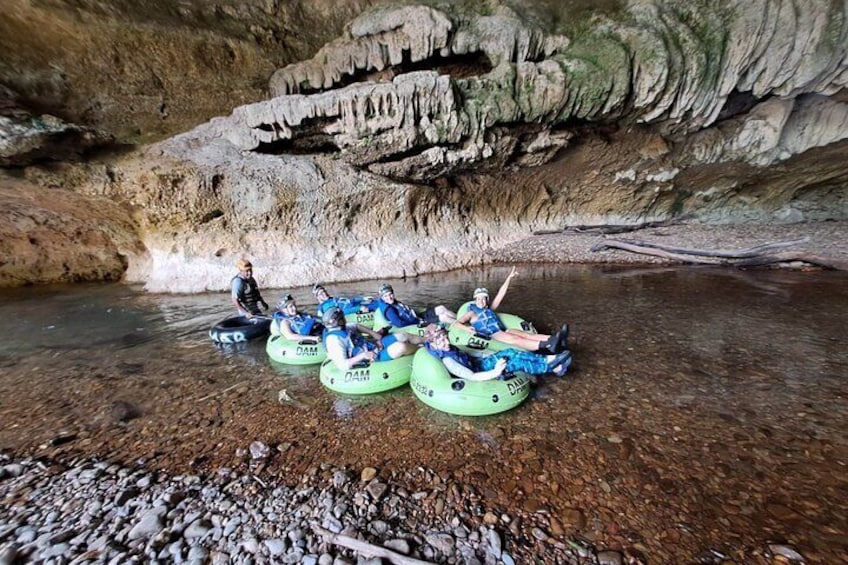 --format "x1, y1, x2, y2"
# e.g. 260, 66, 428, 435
385, 334, 422, 358
504, 328, 551, 340
492, 330, 547, 350
434, 305, 457, 324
